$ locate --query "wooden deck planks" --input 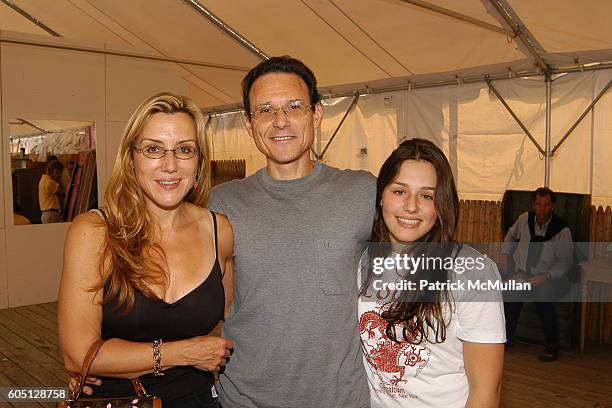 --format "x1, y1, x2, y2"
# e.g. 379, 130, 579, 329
0, 312, 61, 357
503, 342, 611, 407
0, 323, 66, 384
0, 304, 66, 408
0, 303, 610, 408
